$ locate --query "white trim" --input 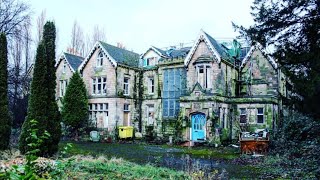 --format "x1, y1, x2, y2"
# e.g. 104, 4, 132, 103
55, 53, 76, 73
240, 43, 278, 69
140, 46, 168, 59
78, 41, 118, 72
184, 30, 222, 67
